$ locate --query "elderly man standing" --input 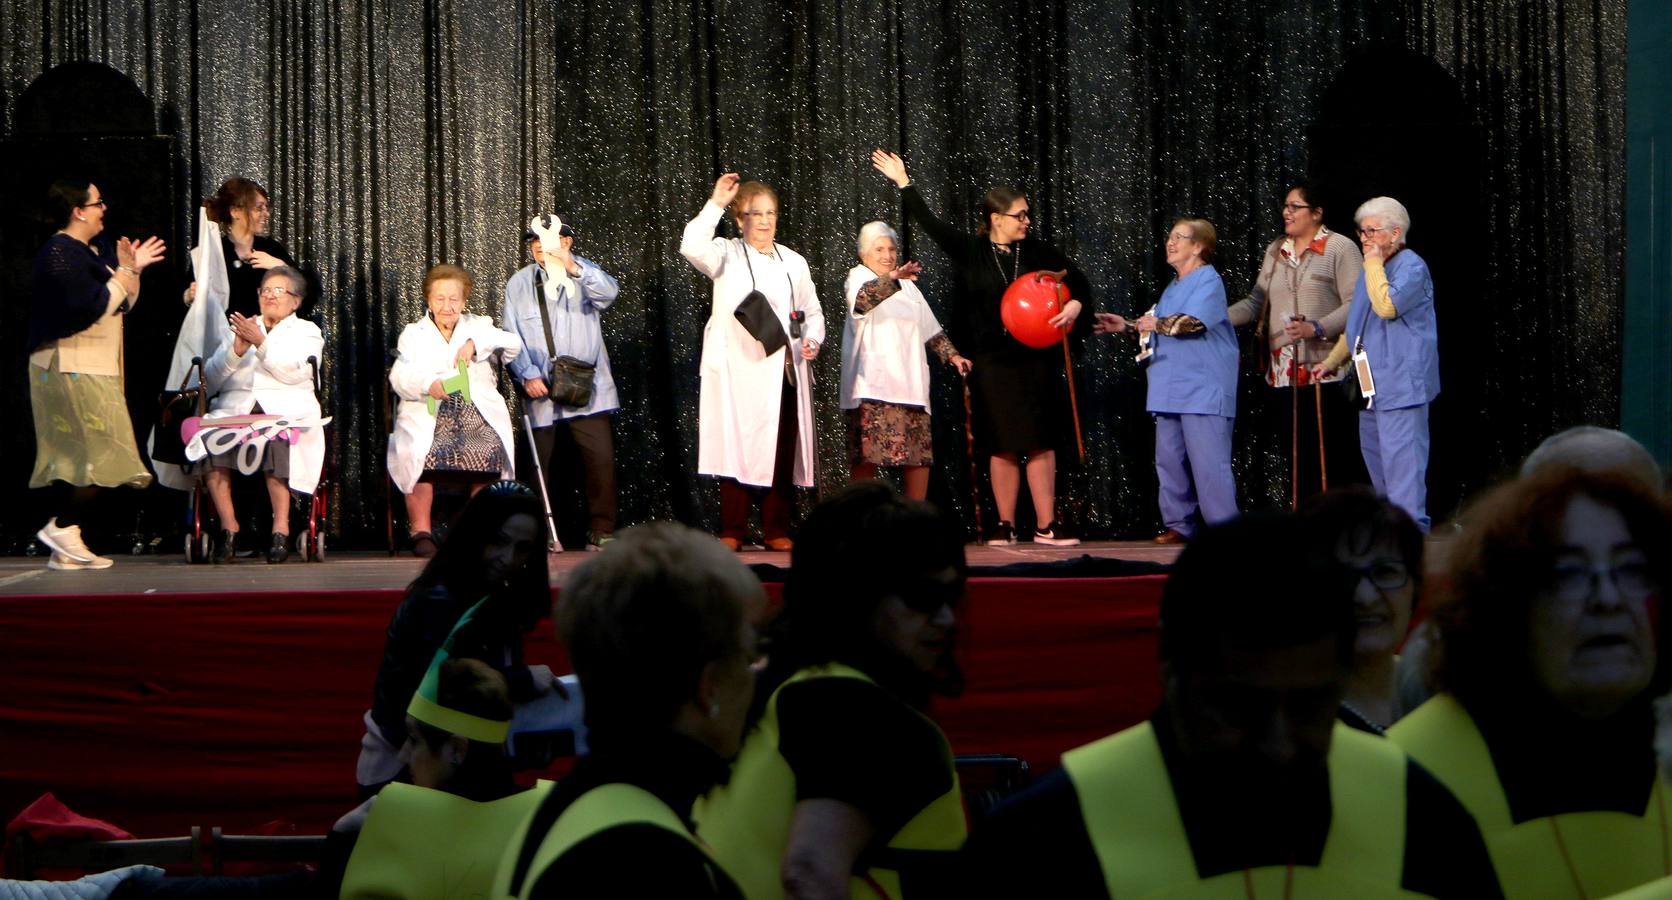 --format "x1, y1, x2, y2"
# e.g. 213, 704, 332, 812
502, 215, 622, 550
955, 513, 1503, 898
1313, 196, 1439, 532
